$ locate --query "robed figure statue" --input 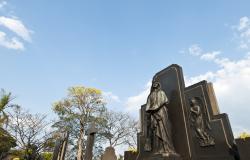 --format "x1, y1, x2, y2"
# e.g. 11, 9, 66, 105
144, 81, 177, 156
